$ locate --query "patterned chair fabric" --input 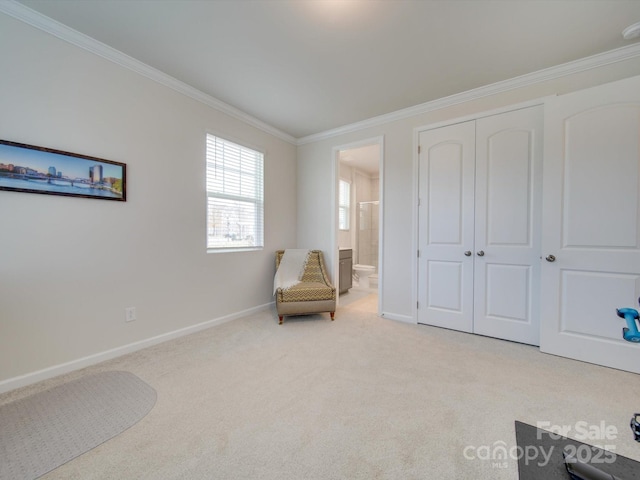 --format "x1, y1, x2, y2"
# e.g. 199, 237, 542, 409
275, 250, 336, 324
